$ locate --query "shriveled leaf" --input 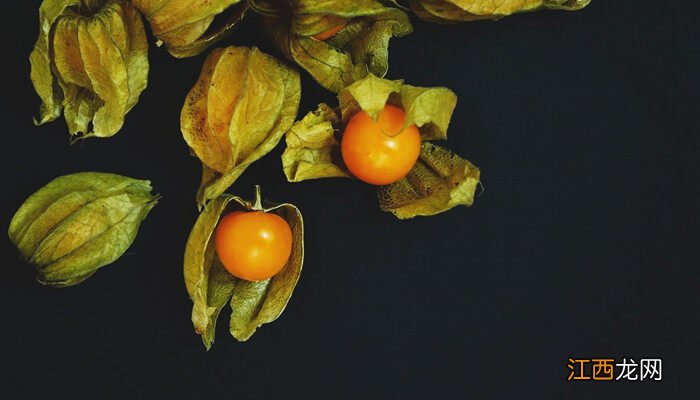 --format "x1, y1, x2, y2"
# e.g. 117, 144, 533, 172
184, 188, 305, 348
378, 142, 480, 218
339, 74, 457, 139
262, 0, 412, 92
229, 203, 304, 341
409, 0, 591, 23
282, 103, 351, 182
133, 0, 247, 58
180, 46, 301, 206
31, 0, 150, 138
8, 172, 158, 287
